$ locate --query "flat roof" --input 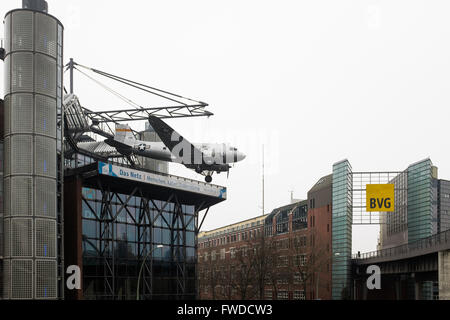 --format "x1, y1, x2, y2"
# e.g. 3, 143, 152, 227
199, 215, 267, 239
65, 161, 227, 207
